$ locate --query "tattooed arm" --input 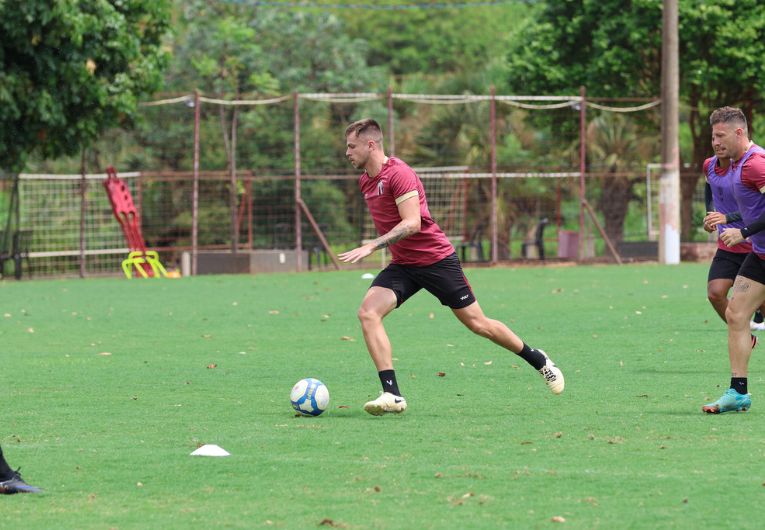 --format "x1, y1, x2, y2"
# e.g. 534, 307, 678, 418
339, 194, 421, 264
